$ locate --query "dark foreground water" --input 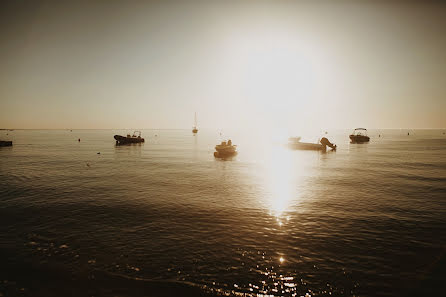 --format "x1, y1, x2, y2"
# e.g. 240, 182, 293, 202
1, 129, 445, 297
